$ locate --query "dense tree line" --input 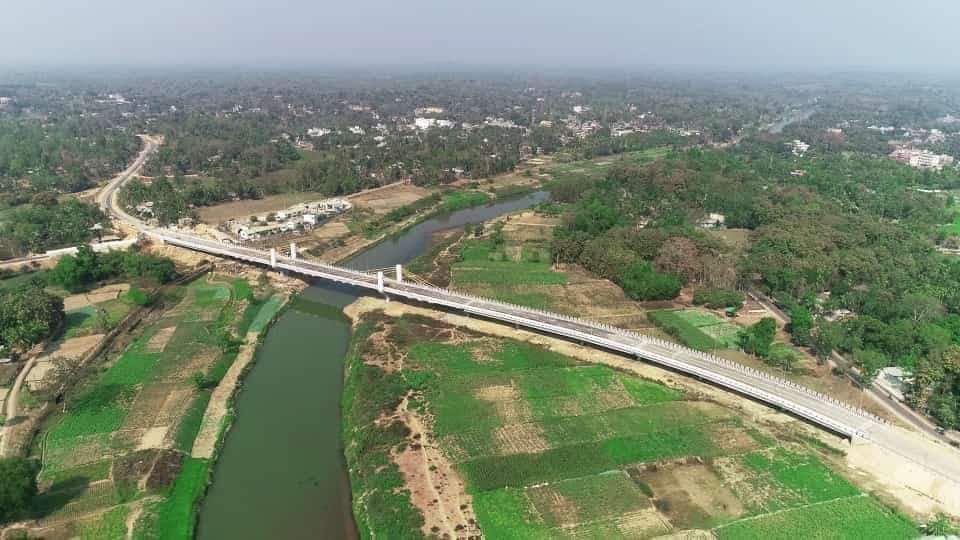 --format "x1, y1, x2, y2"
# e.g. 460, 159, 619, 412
0, 118, 138, 204
551, 143, 960, 427
0, 199, 107, 256
48, 246, 177, 293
